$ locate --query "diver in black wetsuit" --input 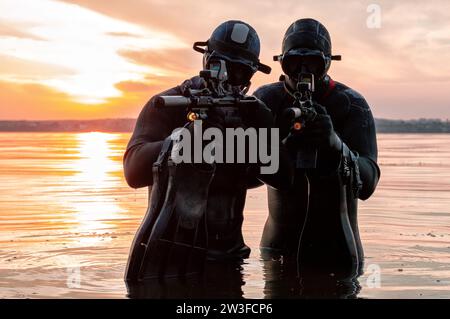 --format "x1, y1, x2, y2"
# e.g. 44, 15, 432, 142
254, 18, 380, 275
123, 20, 292, 282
